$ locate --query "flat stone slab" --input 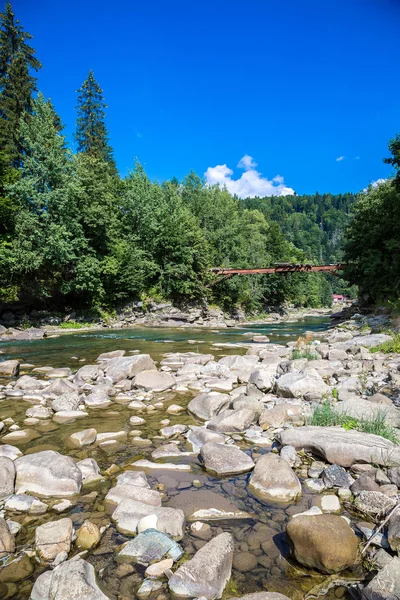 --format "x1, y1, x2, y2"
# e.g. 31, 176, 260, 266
200, 442, 255, 477
278, 426, 400, 468
131, 459, 192, 472
167, 490, 252, 522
